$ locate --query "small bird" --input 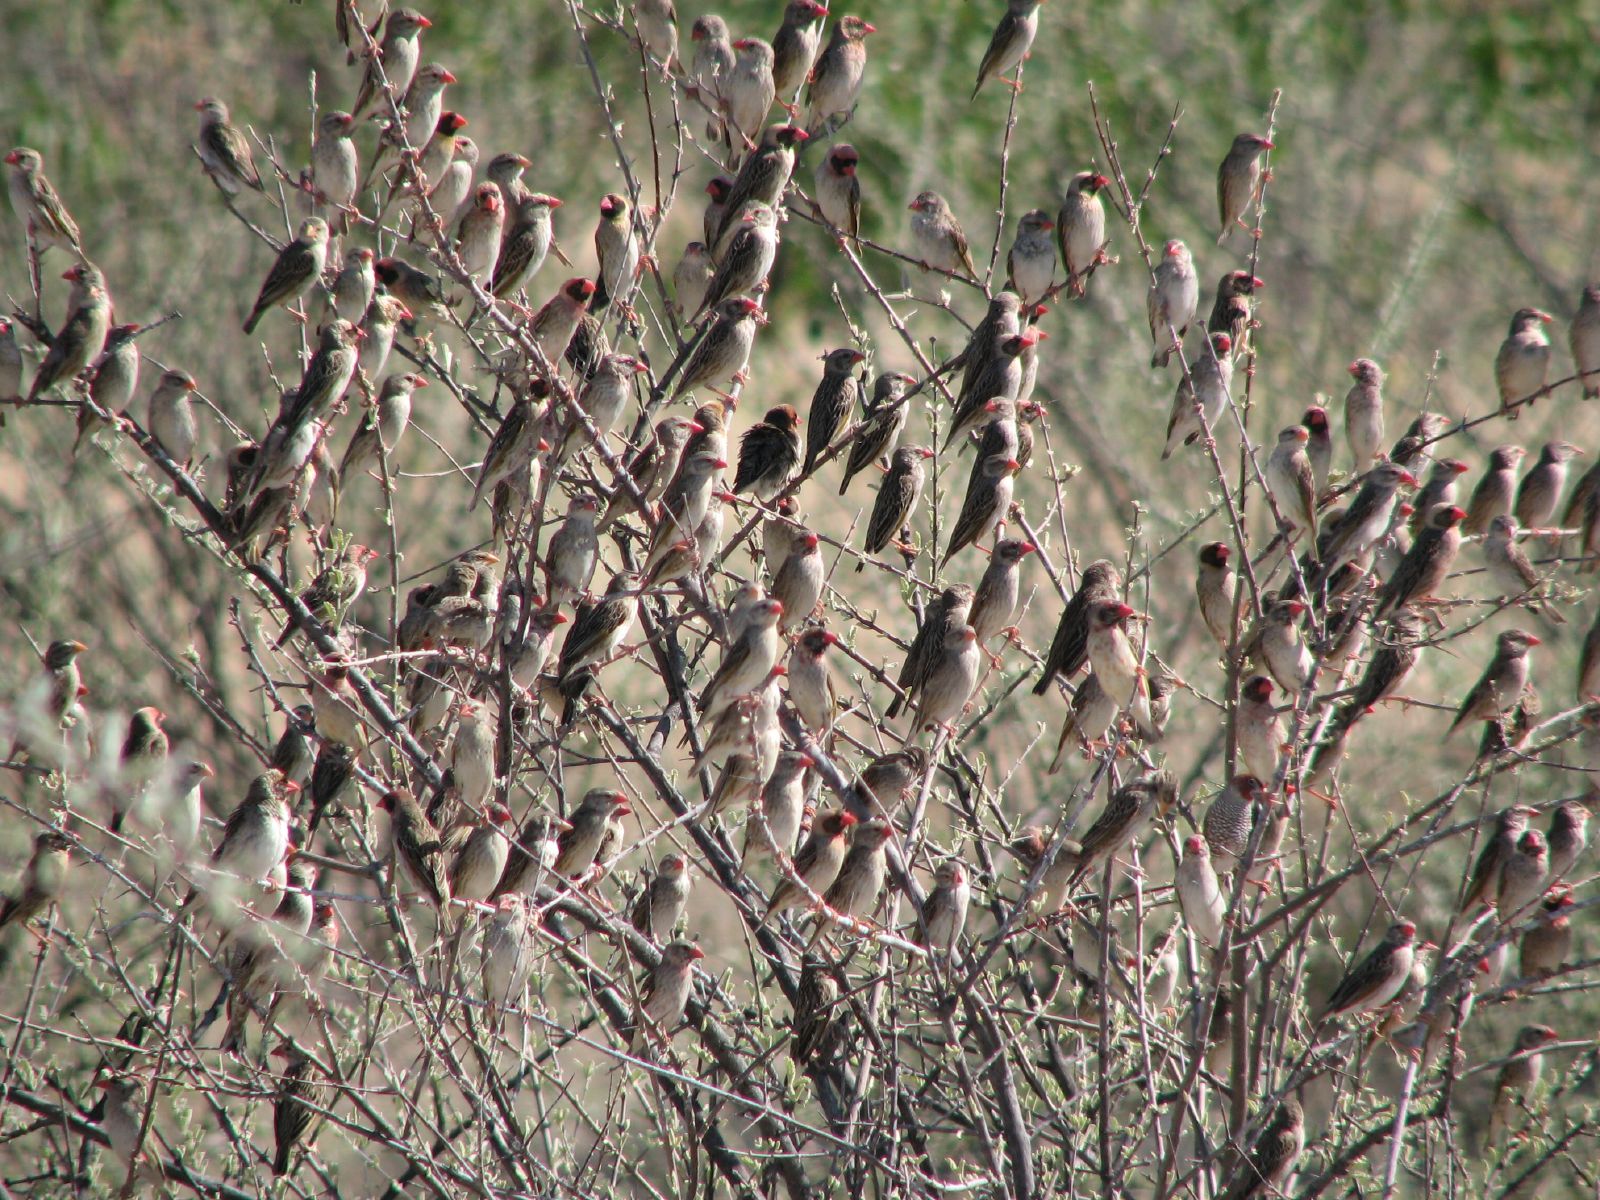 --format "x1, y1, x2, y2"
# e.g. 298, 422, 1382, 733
697, 202, 780, 318
908, 190, 976, 276
644, 451, 728, 573
1520, 891, 1575, 977
1069, 773, 1177, 888
941, 453, 1019, 567
469, 387, 547, 510
910, 624, 981, 732
79, 327, 140, 452
742, 750, 813, 866
543, 493, 602, 606
724, 37, 778, 153
529, 276, 598, 364
194, 97, 264, 194
1176, 834, 1225, 946
841, 372, 916, 495
1217, 1098, 1305, 1200
772, 0, 829, 96
689, 14, 736, 139
380, 787, 452, 914
1460, 805, 1536, 914
1002, 208, 1056, 306
1034, 560, 1123, 696
946, 333, 1033, 451
1495, 307, 1554, 418
803, 347, 866, 475
1245, 597, 1312, 694
1409, 457, 1471, 536
632, 854, 691, 942
209, 773, 295, 892
350, 6, 431, 117
492, 192, 562, 298
479, 894, 536, 1018
1446, 628, 1540, 738
112, 706, 168, 834
920, 859, 970, 952
814, 143, 861, 242
1486, 1025, 1560, 1148
814, 815, 893, 940
760, 809, 857, 925
446, 804, 514, 904
971, 0, 1042, 98
1196, 542, 1237, 650
0, 316, 24, 406
1514, 440, 1582, 531
671, 240, 716, 322
805, 16, 876, 136
1161, 333, 1234, 459
1085, 600, 1142, 710
1202, 774, 1272, 876
890, 585, 974, 719
968, 538, 1035, 650
1216, 132, 1274, 244
733, 403, 803, 499
672, 296, 766, 400
1047, 673, 1118, 770
146, 368, 199, 468
242, 217, 330, 335
27, 283, 110, 402
702, 176, 734, 251
1546, 800, 1590, 880
554, 789, 631, 878
631, 940, 705, 1050
787, 629, 841, 735
700, 597, 785, 717
635, 0, 679, 68
855, 748, 928, 814
308, 110, 359, 233
1207, 270, 1262, 358
326, 247, 376, 328
1318, 919, 1418, 1021
1463, 445, 1528, 536
5, 147, 82, 254
1570, 283, 1600, 399
453, 182, 504, 284
1483, 516, 1563, 622
1265, 425, 1318, 544
772, 532, 824, 632
339, 372, 427, 482
555, 574, 641, 718
1303, 405, 1333, 496
1343, 358, 1386, 472
0, 830, 71, 930
1057, 171, 1110, 297
1495, 829, 1548, 922
1235, 675, 1284, 784
1147, 239, 1200, 368
1314, 461, 1416, 579
591, 192, 641, 312
601, 414, 700, 531
1373, 503, 1465, 618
